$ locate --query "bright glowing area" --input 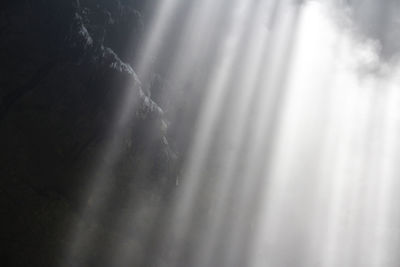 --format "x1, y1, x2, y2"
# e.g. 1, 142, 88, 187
60, 0, 400, 266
